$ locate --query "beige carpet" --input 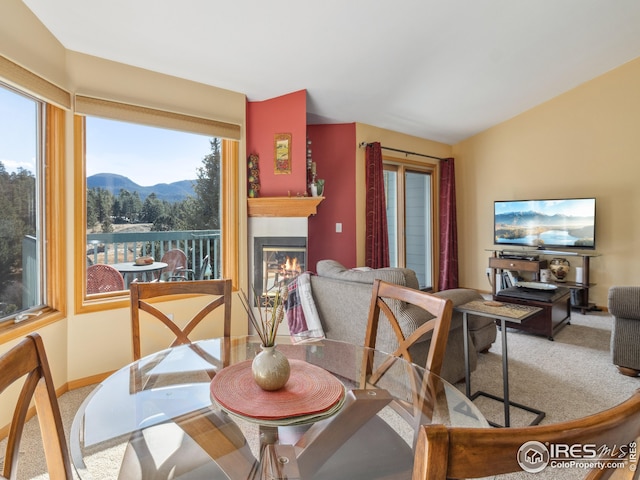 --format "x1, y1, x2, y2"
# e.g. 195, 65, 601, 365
2, 310, 638, 479
455, 310, 639, 479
